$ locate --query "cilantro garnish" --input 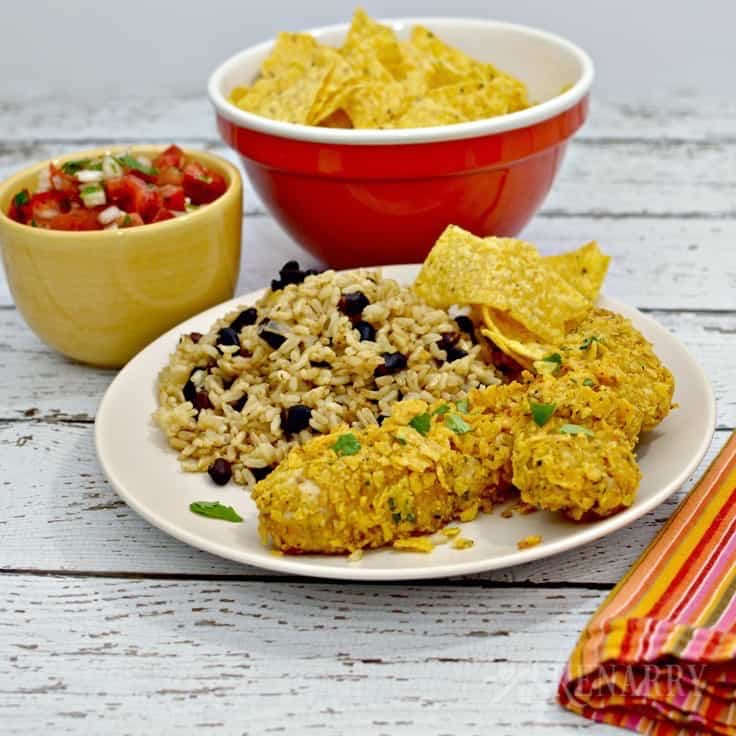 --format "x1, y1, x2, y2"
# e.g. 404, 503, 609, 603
332, 432, 361, 456
80, 184, 101, 195
13, 190, 29, 207
582, 378, 595, 387
60, 159, 91, 175
189, 501, 243, 523
559, 423, 594, 437
530, 400, 556, 427
455, 398, 470, 414
116, 153, 159, 177
542, 353, 562, 367
445, 413, 472, 434
409, 412, 431, 436
579, 336, 602, 350
433, 404, 451, 416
